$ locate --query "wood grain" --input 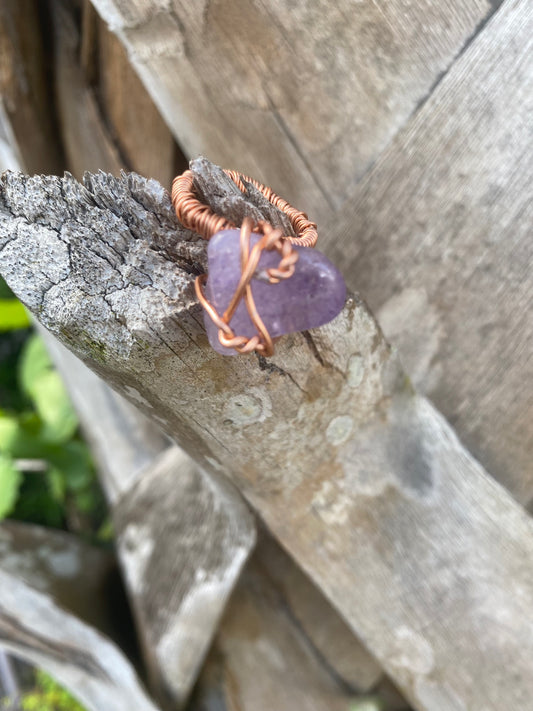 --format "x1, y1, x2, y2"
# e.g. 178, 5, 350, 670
0, 33, 254, 706
0, 0, 63, 174
254, 531, 382, 692
45, 340, 384, 708
0, 24, 383, 703
95, 10, 184, 188
89, 0, 491, 219
3, 164, 533, 709
0, 544, 160, 711
41, 336, 256, 709
323, 0, 533, 505
51, 0, 123, 178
